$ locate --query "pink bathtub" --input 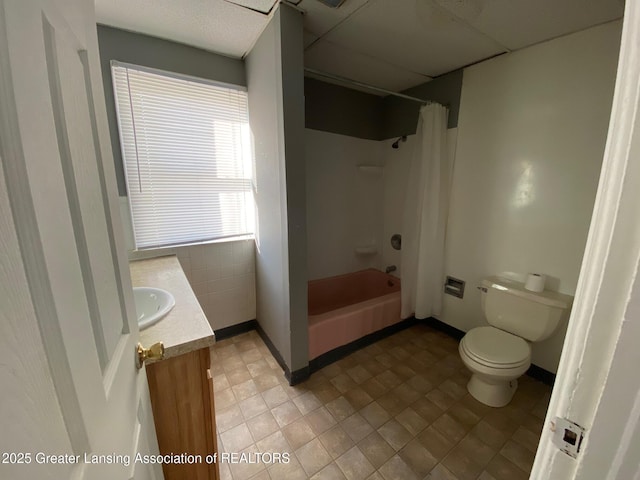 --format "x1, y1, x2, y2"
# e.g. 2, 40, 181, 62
308, 269, 401, 360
